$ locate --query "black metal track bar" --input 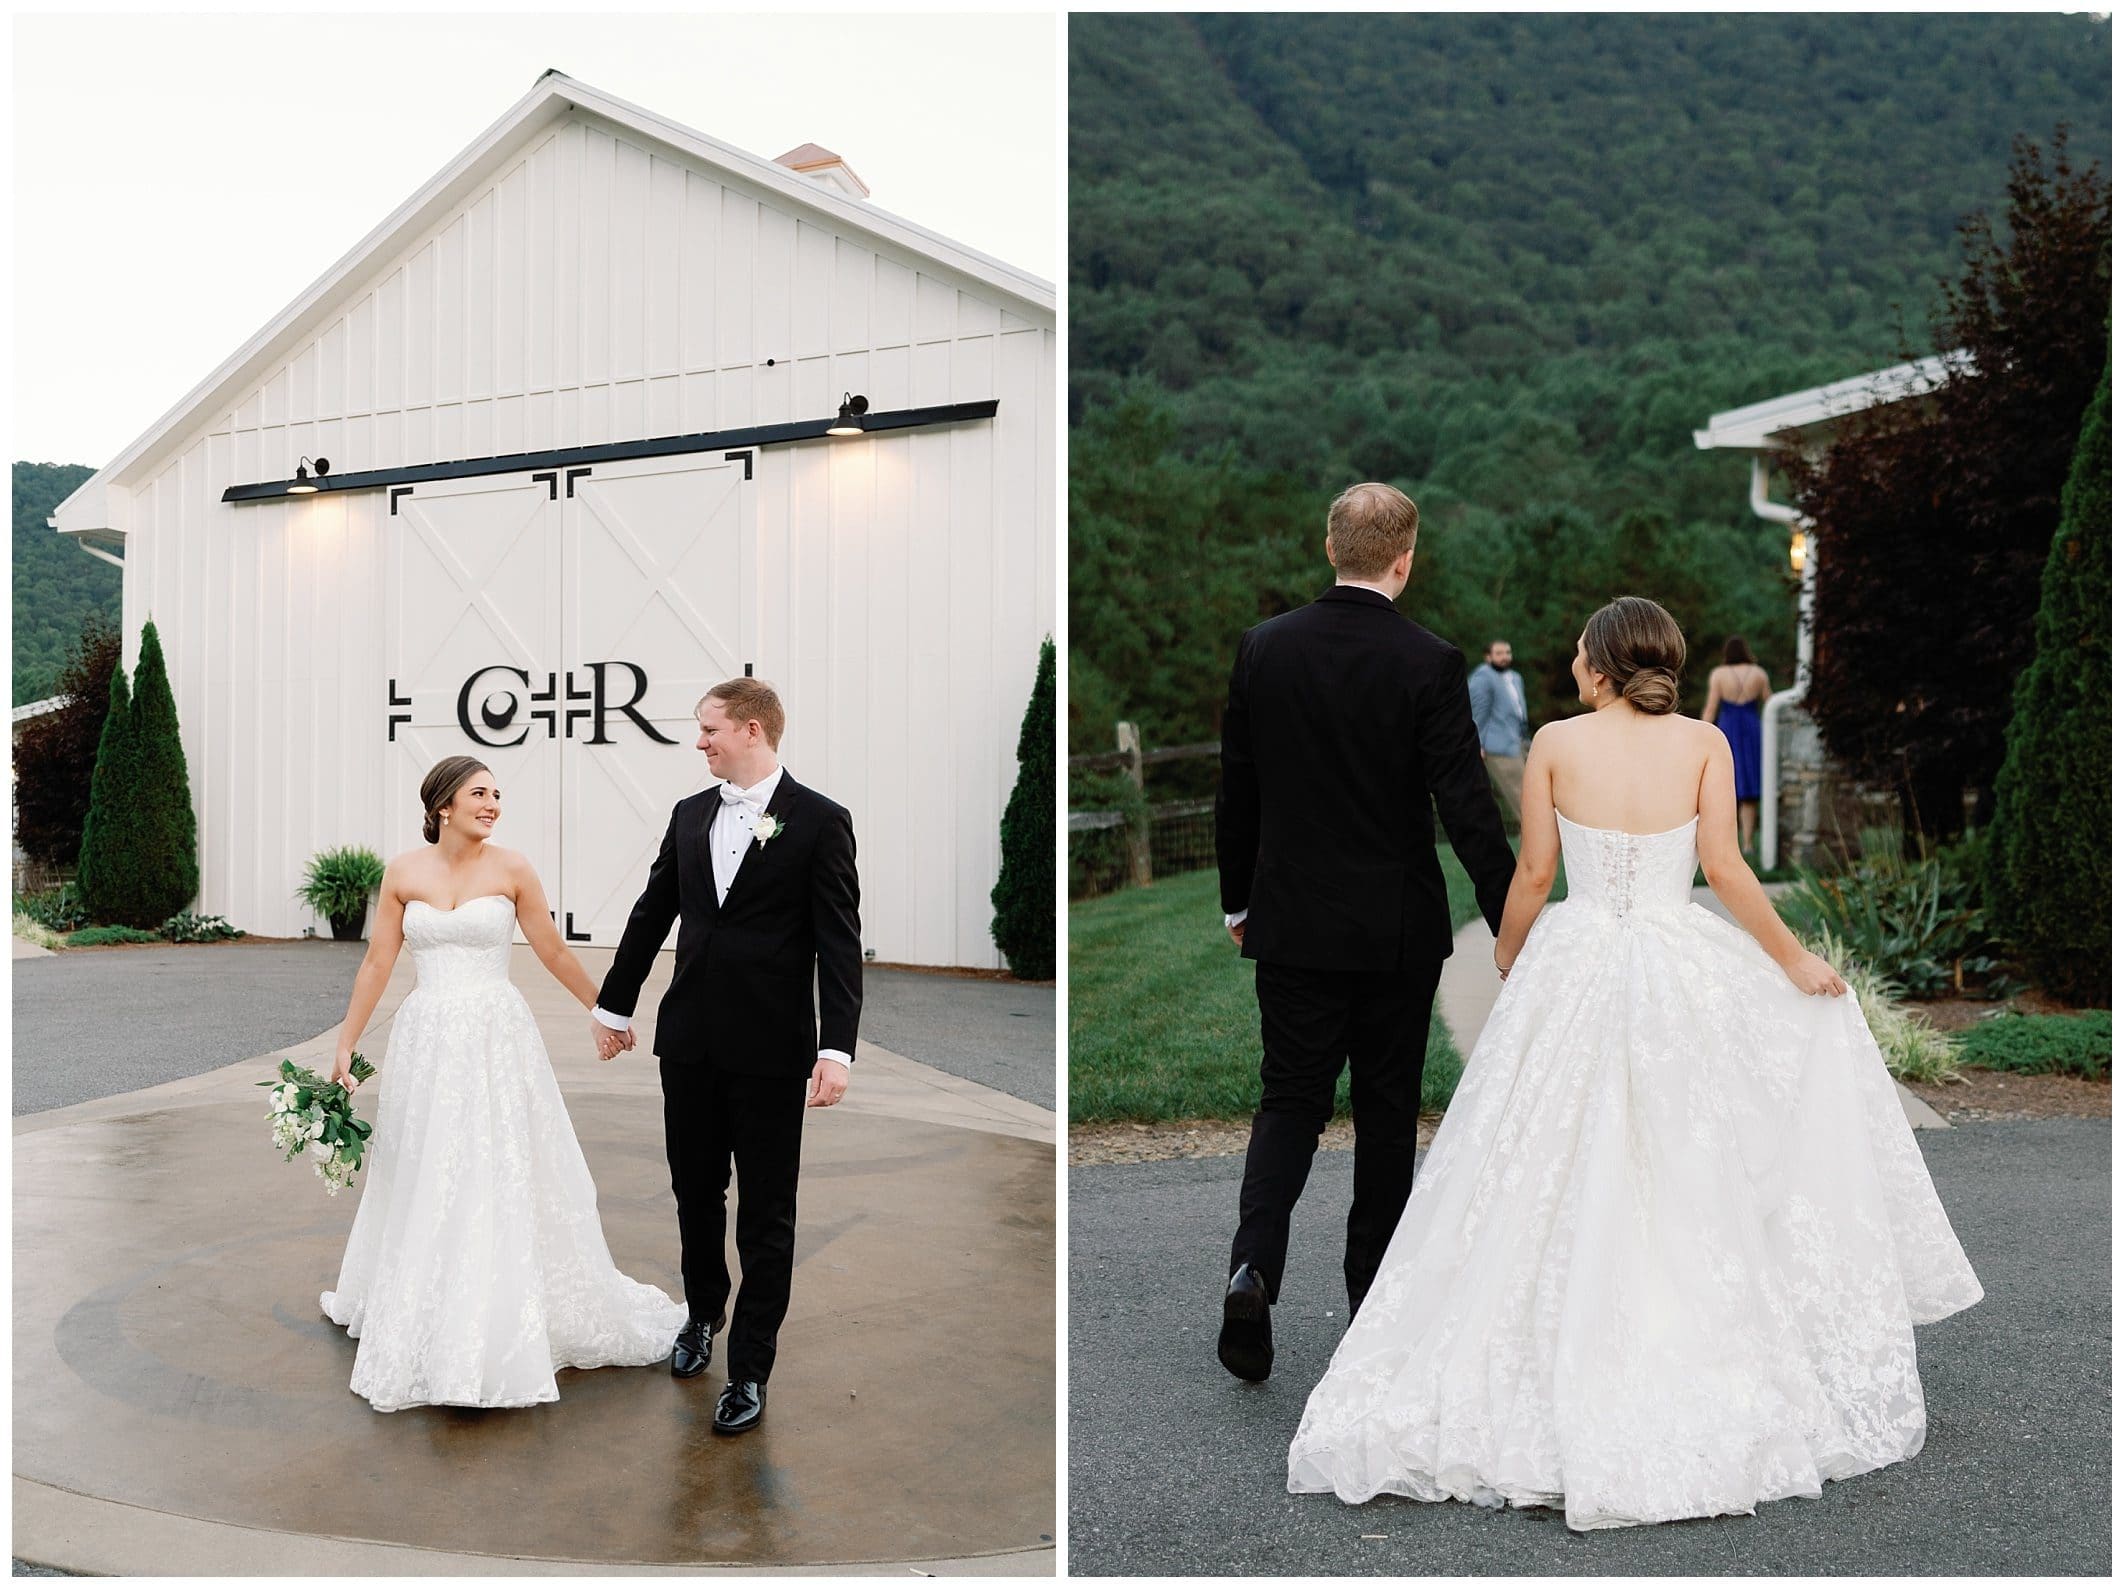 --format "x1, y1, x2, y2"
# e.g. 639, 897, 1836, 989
220, 400, 1000, 503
